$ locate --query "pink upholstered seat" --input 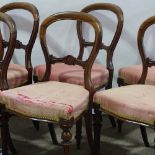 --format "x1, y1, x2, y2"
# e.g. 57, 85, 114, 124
7, 64, 28, 88
118, 65, 155, 85
94, 84, 155, 126
34, 63, 109, 88
0, 81, 89, 121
